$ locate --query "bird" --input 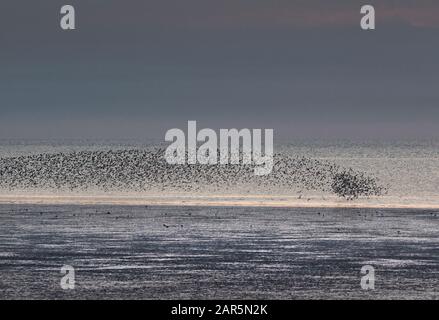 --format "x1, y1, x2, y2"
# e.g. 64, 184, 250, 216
0, 148, 386, 203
